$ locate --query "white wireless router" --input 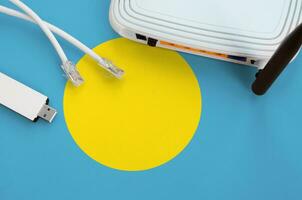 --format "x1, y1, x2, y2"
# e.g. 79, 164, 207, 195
110, 0, 302, 95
